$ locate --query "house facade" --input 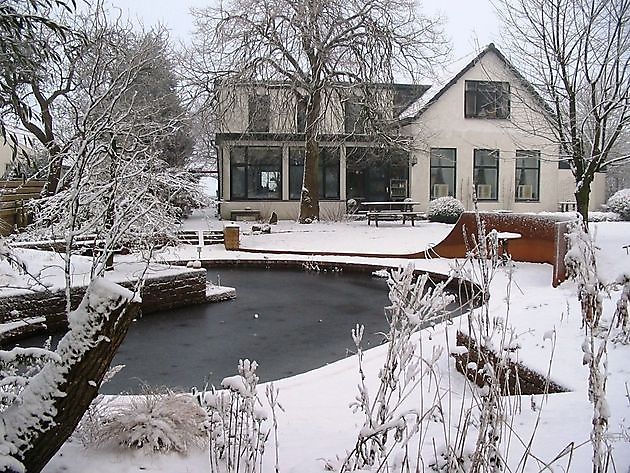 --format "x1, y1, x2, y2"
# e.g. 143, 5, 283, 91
215, 83, 426, 220
215, 45, 606, 220
403, 44, 606, 213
